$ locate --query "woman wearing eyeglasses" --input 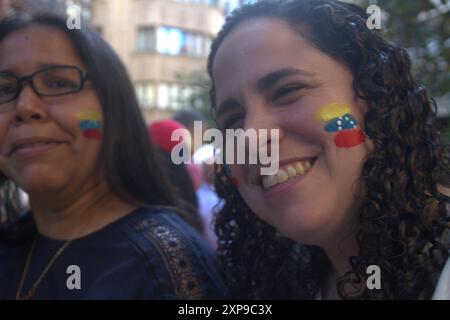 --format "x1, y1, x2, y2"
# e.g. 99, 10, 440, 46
208, 0, 450, 299
0, 14, 228, 300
